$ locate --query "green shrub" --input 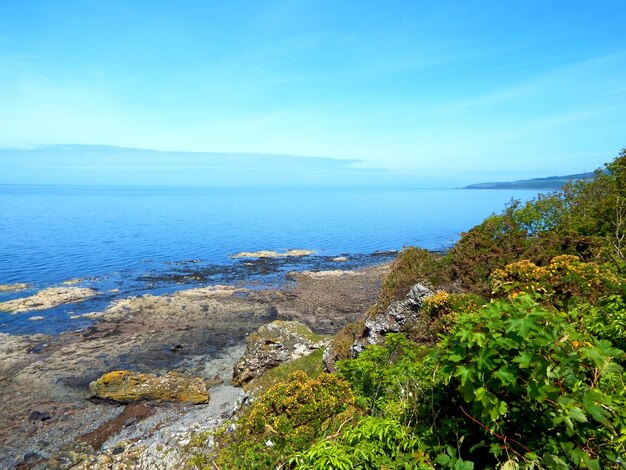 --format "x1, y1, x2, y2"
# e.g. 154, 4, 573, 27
289, 416, 430, 469
324, 319, 366, 372
439, 294, 626, 468
490, 255, 620, 309
210, 371, 361, 469
583, 294, 626, 351
337, 333, 432, 418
